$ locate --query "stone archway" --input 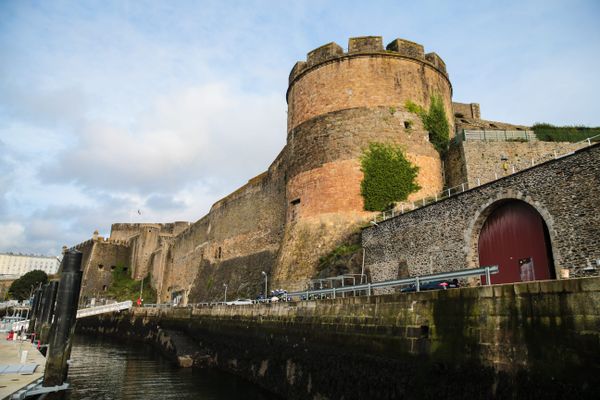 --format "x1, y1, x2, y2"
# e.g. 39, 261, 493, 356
477, 200, 555, 284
